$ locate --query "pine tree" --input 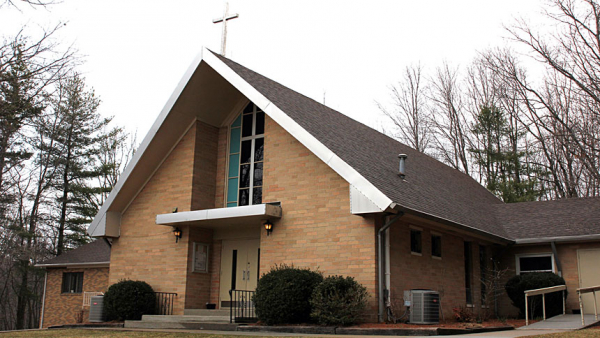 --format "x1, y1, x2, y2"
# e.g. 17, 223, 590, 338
469, 106, 544, 203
